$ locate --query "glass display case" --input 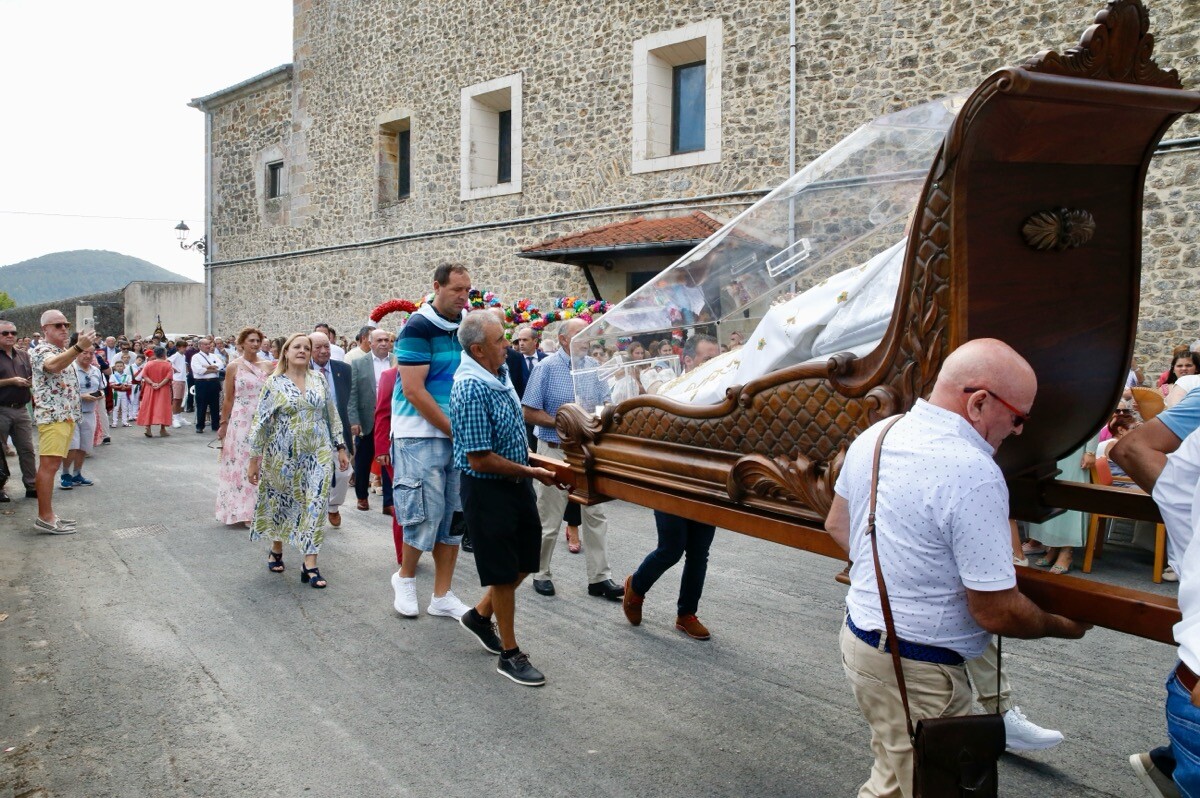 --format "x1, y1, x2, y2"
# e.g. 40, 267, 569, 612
569, 95, 964, 409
